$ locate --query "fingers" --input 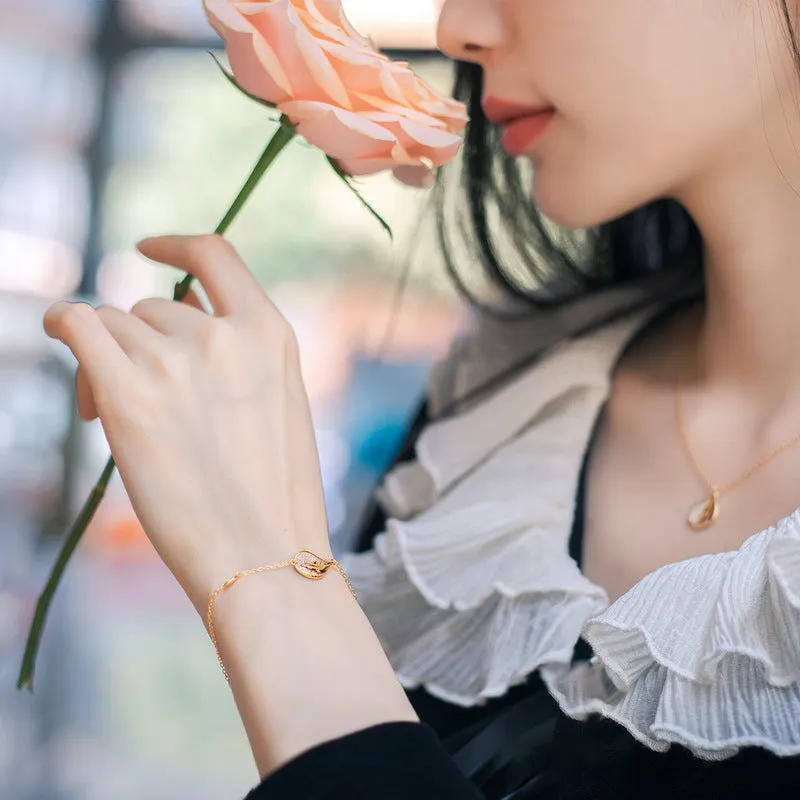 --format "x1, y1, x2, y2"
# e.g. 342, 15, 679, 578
51, 236, 267, 422
46, 301, 174, 417
131, 295, 209, 337
44, 302, 135, 387
137, 235, 264, 316
94, 305, 166, 363
57, 294, 208, 422
182, 287, 211, 314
